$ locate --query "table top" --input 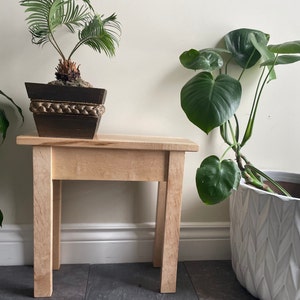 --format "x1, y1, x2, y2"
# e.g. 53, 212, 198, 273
17, 134, 199, 152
